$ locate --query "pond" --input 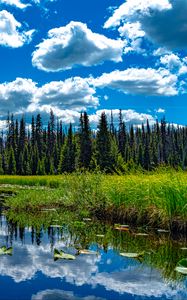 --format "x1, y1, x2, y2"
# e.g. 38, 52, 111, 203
0, 210, 186, 300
